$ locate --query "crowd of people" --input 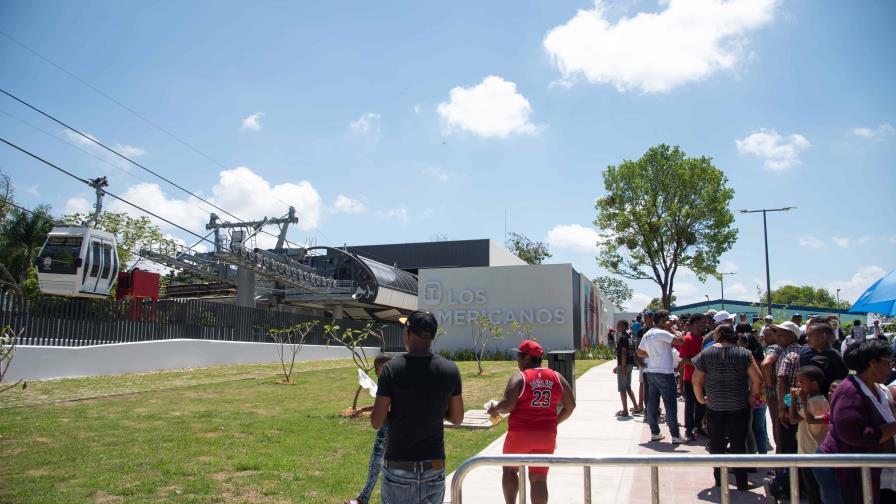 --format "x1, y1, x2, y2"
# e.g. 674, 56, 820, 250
613, 308, 896, 504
